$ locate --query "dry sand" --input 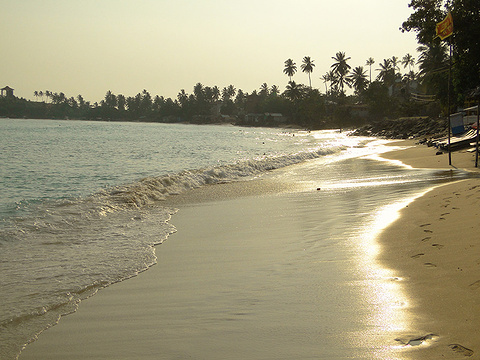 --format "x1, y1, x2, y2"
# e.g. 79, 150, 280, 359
18, 140, 480, 359
379, 141, 480, 358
